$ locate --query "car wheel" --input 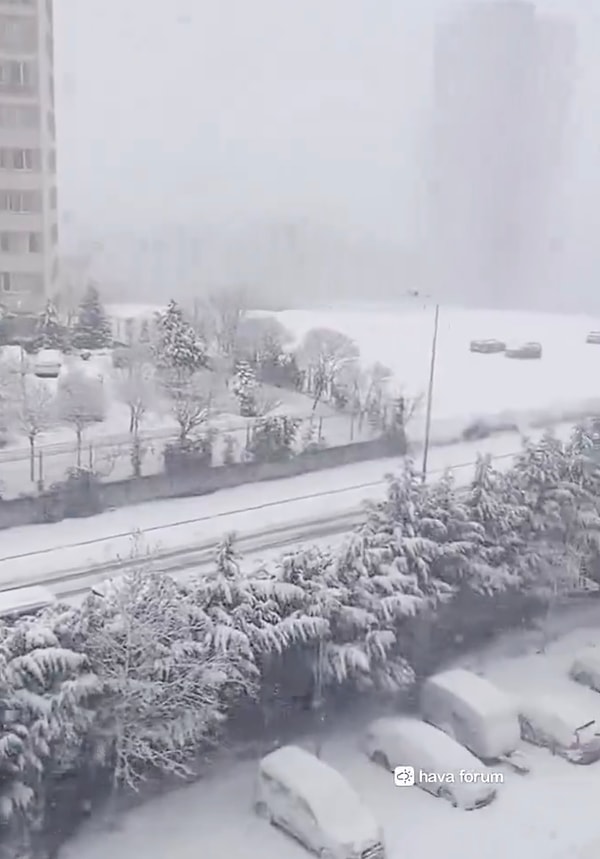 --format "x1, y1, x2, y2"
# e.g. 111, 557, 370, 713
520, 719, 536, 743
254, 801, 271, 821
439, 787, 458, 808
371, 750, 390, 770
